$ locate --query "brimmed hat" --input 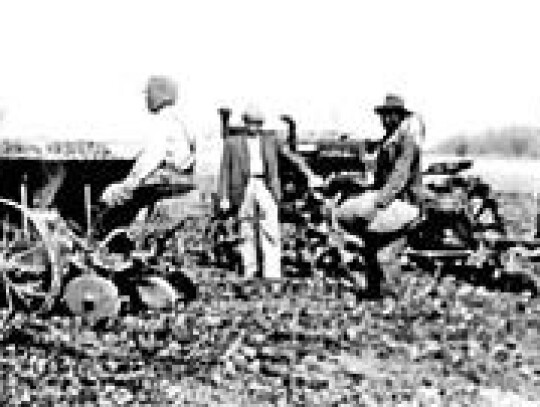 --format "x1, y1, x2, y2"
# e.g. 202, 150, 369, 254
374, 94, 411, 116
242, 105, 265, 124
145, 76, 178, 105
